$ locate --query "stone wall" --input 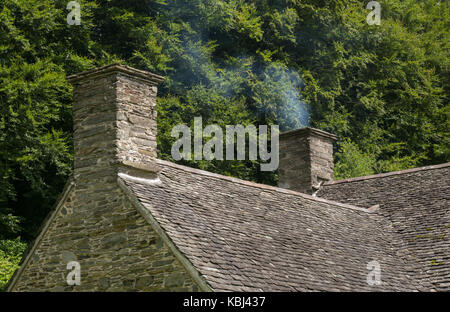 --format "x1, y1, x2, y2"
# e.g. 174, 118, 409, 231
12, 184, 199, 291
278, 128, 336, 194
10, 64, 199, 291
